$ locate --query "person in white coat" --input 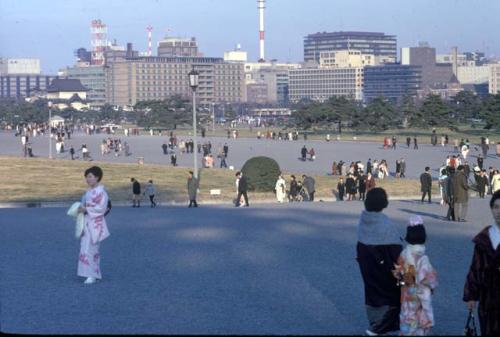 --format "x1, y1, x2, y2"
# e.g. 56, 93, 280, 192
275, 174, 287, 203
